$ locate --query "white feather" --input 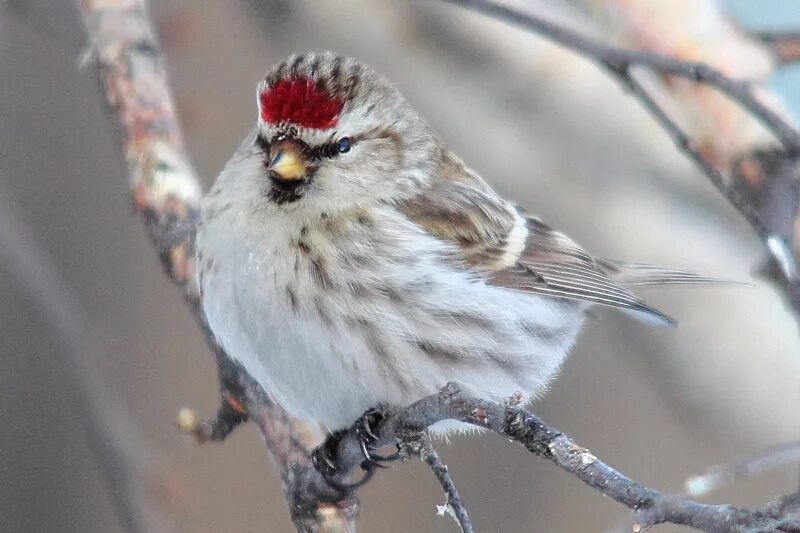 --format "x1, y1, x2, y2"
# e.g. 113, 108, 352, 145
498, 213, 529, 268
197, 156, 584, 430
